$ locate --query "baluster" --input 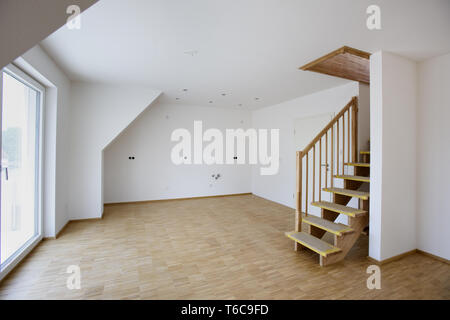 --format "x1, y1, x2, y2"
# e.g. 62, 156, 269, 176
352, 100, 358, 162
331, 125, 334, 187
342, 115, 345, 174
313, 145, 315, 203
325, 131, 328, 188
347, 110, 350, 167
319, 137, 322, 201
306, 151, 309, 215
337, 118, 340, 176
